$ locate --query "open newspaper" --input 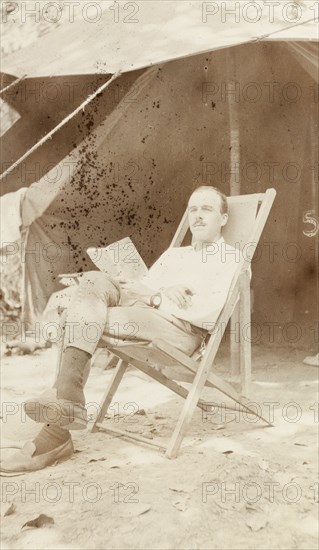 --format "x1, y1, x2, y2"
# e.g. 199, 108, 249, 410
86, 237, 148, 280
